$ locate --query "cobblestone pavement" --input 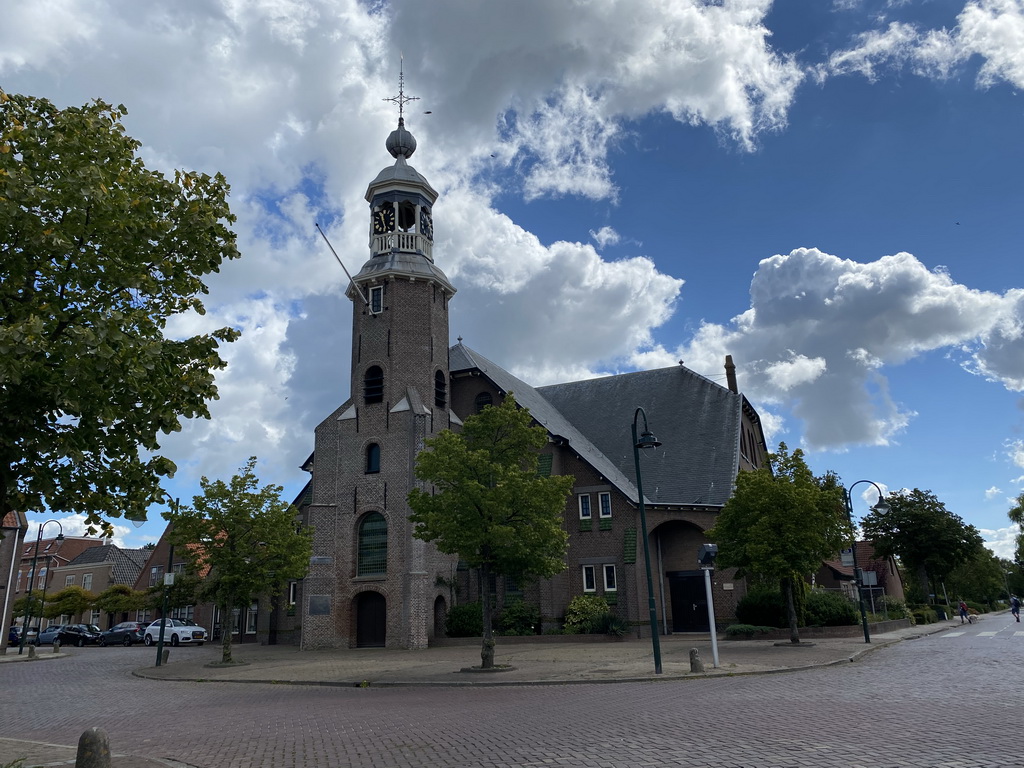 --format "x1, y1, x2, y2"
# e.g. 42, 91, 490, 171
3, 617, 1023, 767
